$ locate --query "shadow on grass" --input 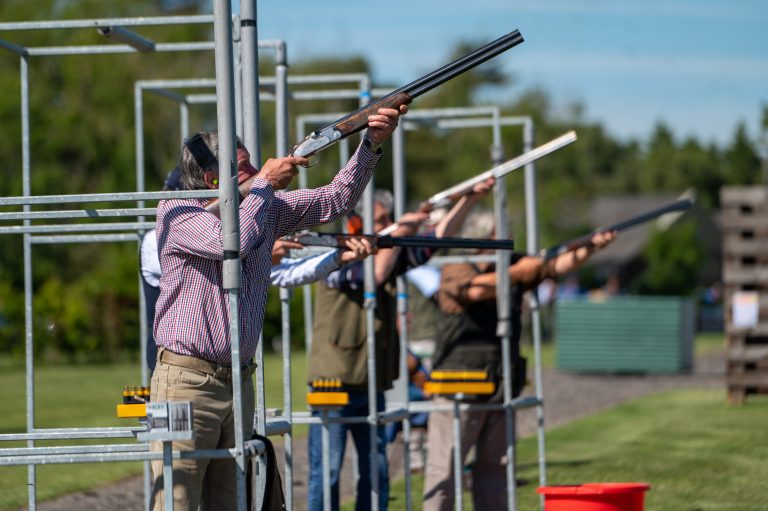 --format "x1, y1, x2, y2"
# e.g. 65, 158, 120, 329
518, 458, 593, 470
